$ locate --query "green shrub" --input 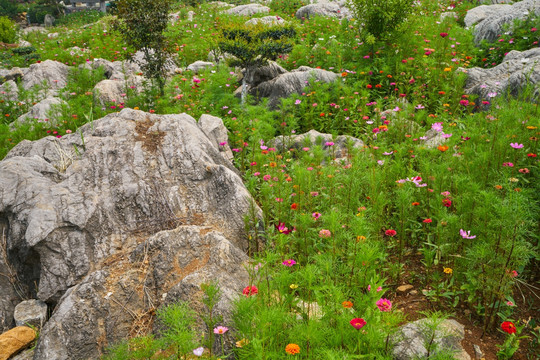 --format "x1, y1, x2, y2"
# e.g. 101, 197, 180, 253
0, 16, 17, 43
347, 0, 415, 43
0, 0, 19, 19
55, 10, 105, 27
